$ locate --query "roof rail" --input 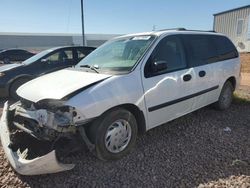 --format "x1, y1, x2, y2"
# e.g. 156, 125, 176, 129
158, 28, 216, 33
182, 29, 216, 33
158, 28, 186, 31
